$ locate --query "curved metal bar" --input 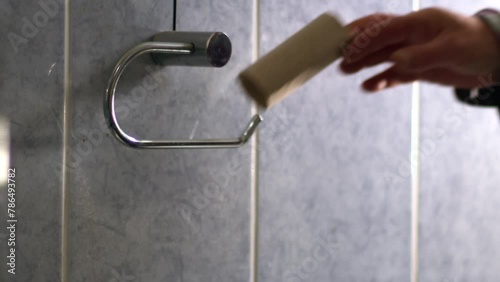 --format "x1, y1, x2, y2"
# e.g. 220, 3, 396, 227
105, 41, 263, 149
